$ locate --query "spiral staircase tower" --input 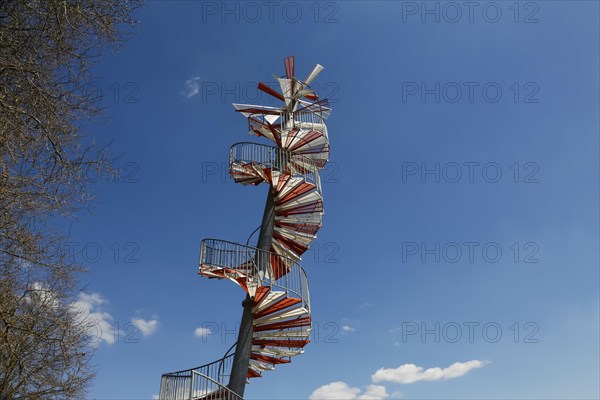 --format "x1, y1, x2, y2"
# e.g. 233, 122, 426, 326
159, 57, 332, 400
